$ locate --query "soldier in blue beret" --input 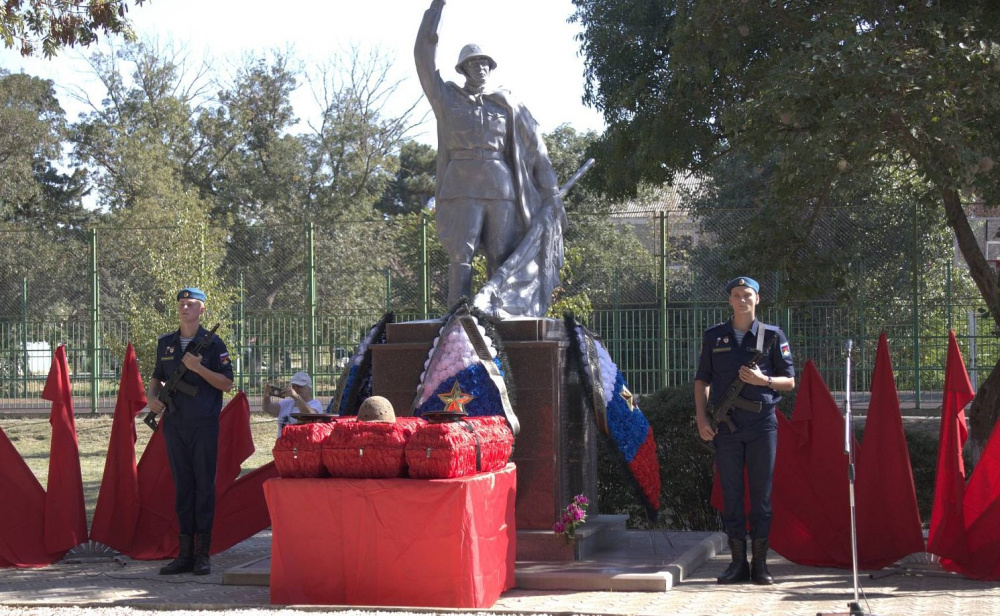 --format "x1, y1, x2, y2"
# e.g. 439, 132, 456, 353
694, 276, 796, 585
147, 287, 233, 576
